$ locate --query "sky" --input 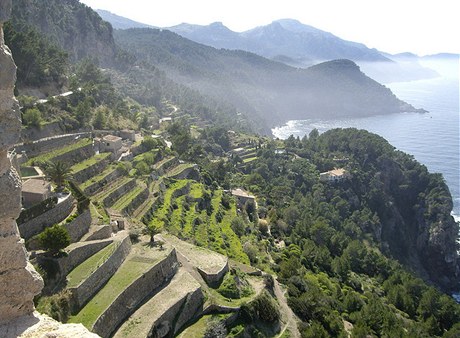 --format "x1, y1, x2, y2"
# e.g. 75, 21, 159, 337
80, 0, 459, 56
